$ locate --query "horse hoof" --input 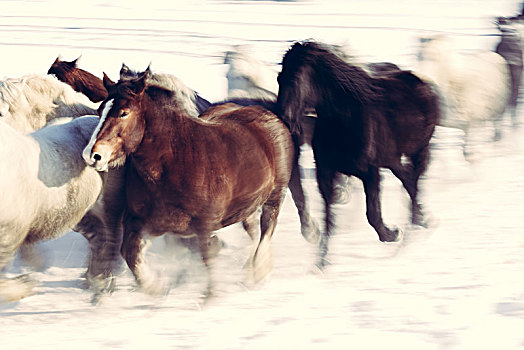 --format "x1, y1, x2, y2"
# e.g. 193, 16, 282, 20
301, 219, 321, 245
413, 213, 439, 229
333, 186, 351, 205
0, 274, 38, 304
379, 227, 402, 243
313, 258, 331, 273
